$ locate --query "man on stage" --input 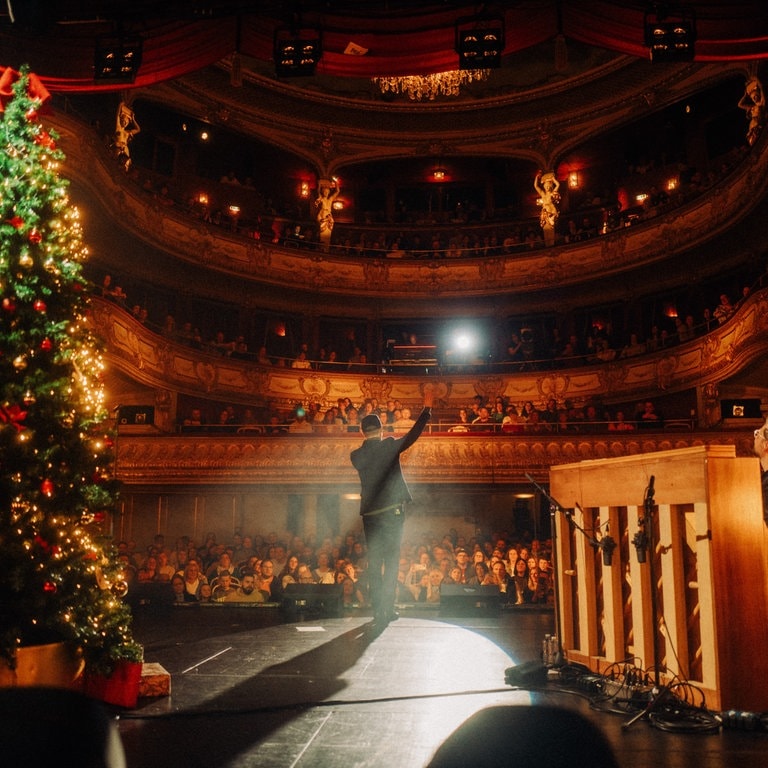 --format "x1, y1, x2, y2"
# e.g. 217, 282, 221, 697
351, 386, 433, 626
